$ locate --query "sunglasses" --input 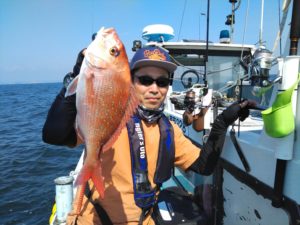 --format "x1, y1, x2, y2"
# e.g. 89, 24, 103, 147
135, 75, 170, 87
